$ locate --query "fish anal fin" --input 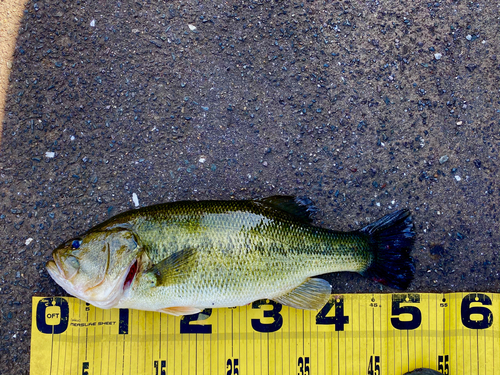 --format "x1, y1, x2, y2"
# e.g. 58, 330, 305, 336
273, 278, 331, 310
159, 306, 202, 316
145, 248, 197, 286
258, 196, 317, 223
